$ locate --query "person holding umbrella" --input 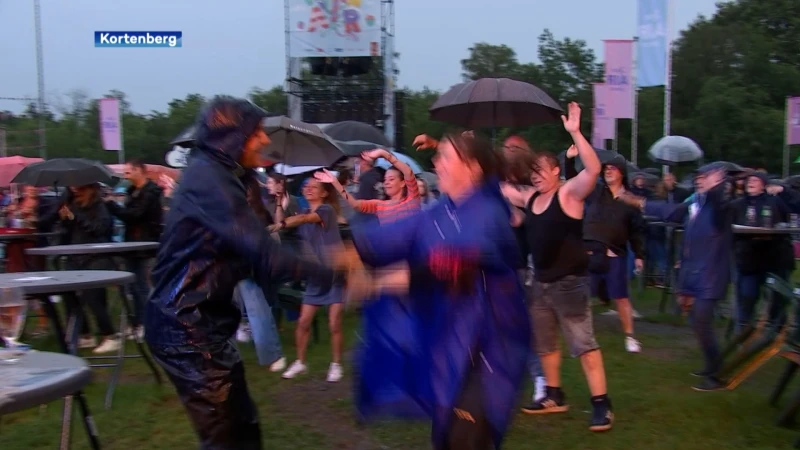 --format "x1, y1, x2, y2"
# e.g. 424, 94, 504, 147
145, 96, 355, 449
